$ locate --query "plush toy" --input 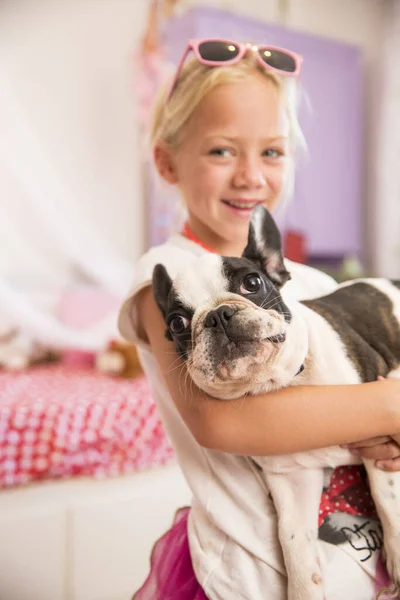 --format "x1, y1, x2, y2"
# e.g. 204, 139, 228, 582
0, 326, 58, 370
95, 339, 143, 379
